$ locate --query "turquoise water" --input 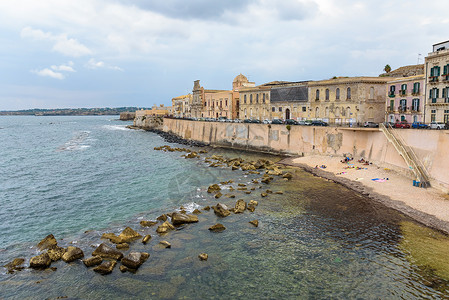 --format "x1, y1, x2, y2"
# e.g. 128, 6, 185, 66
1, 116, 449, 299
